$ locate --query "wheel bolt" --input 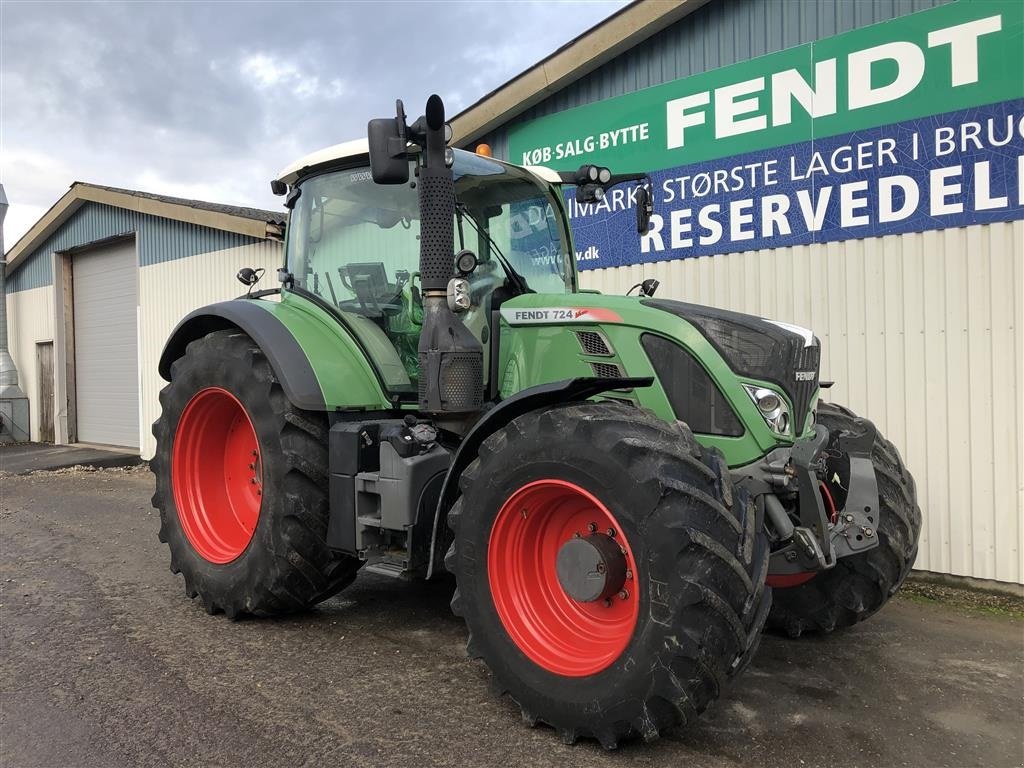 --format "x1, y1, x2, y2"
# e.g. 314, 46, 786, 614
625, 569, 633, 580
596, 562, 606, 574
607, 528, 616, 537
248, 463, 255, 470
603, 598, 612, 608
250, 478, 257, 484
573, 532, 581, 538
252, 450, 258, 457
618, 590, 629, 600
587, 522, 597, 533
